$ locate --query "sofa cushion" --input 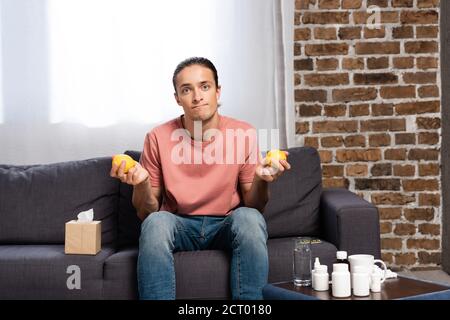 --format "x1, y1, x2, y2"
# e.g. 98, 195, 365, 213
0, 158, 119, 244
116, 151, 143, 248
103, 247, 231, 299
103, 247, 139, 299
0, 245, 115, 299
263, 147, 322, 238
174, 250, 231, 299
